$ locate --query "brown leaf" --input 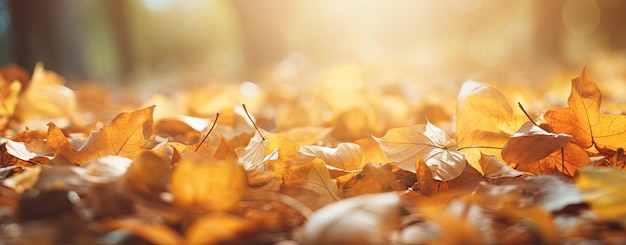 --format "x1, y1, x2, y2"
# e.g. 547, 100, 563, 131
516, 142, 589, 176
448, 163, 485, 191
502, 121, 572, 164
344, 163, 401, 198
